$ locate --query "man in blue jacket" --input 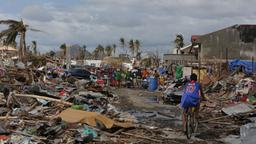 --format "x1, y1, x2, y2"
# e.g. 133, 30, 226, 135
180, 73, 201, 131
